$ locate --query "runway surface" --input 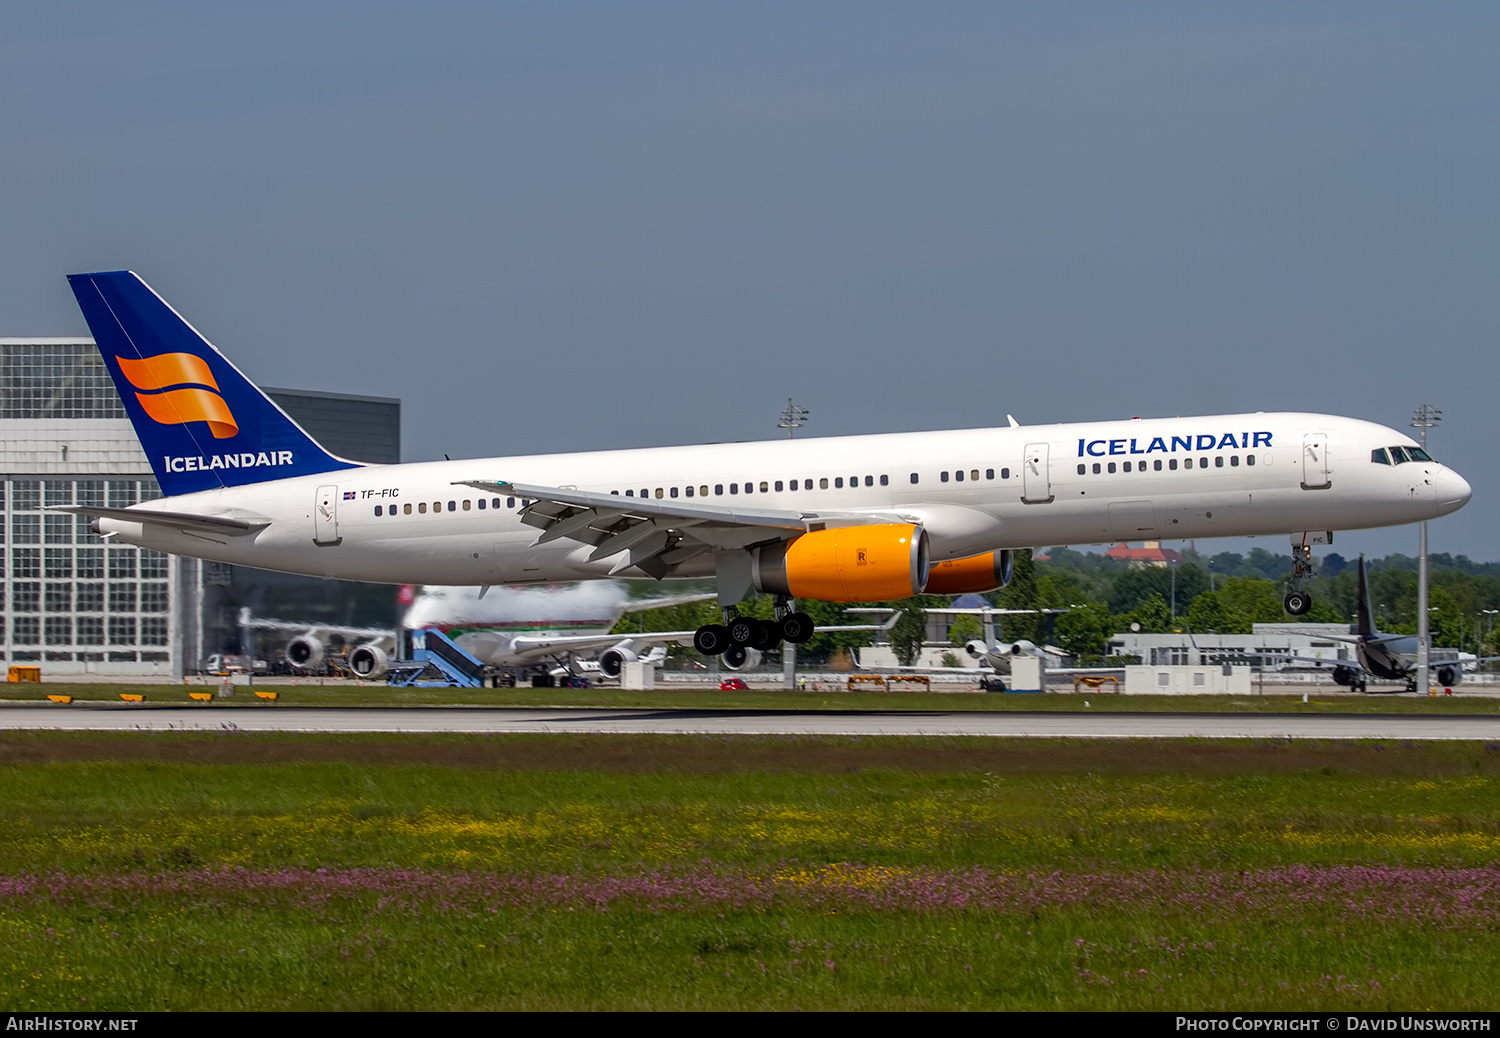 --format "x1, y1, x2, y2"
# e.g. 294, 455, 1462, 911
1, 703, 1497, 739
